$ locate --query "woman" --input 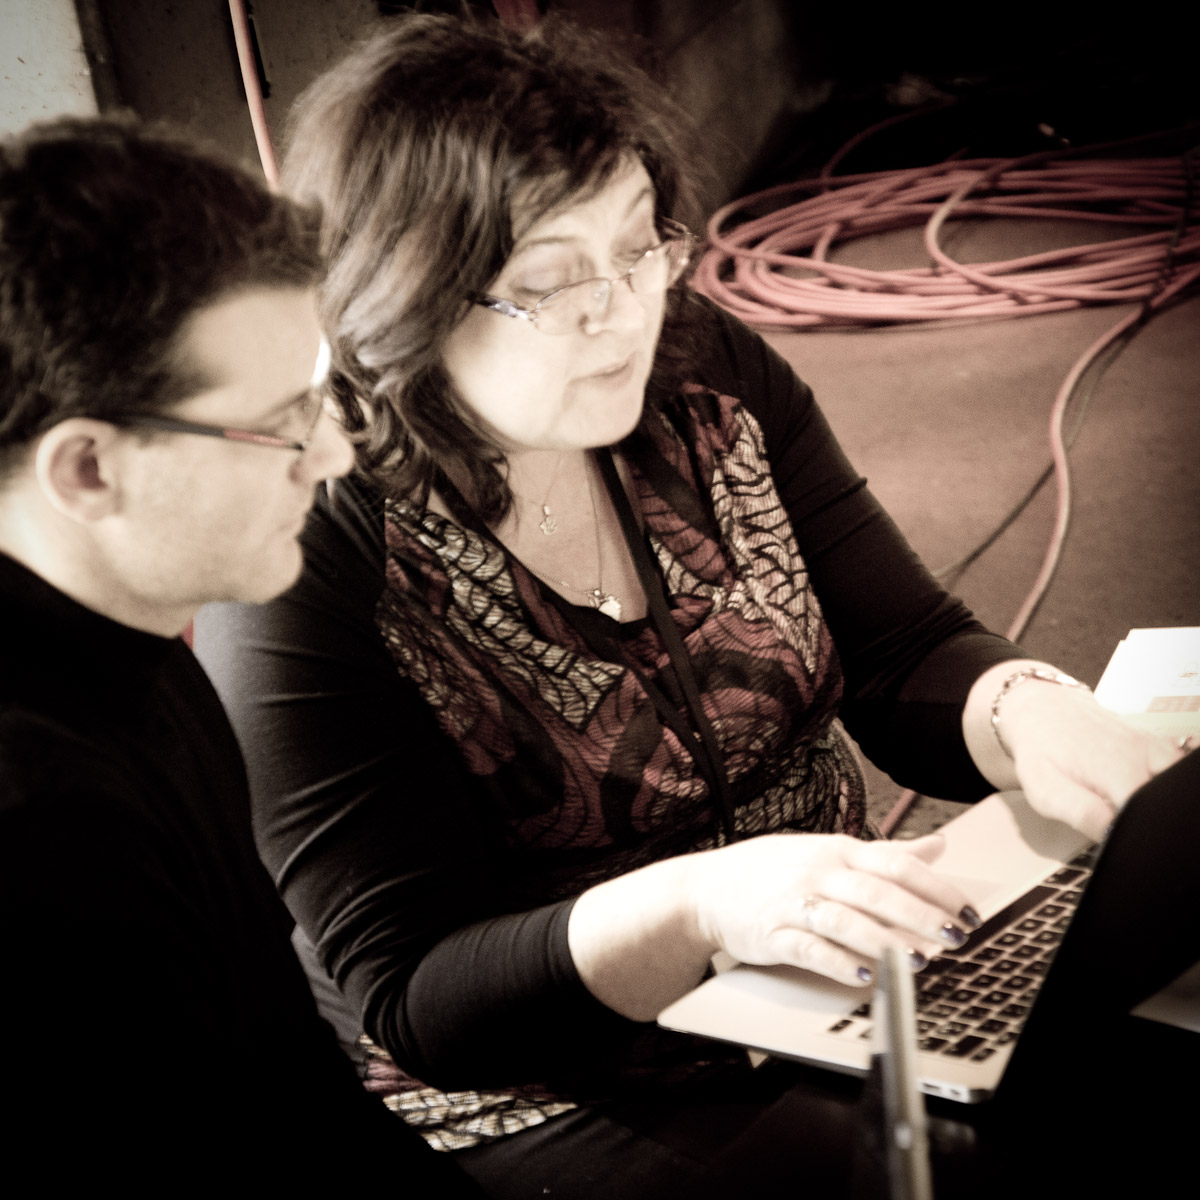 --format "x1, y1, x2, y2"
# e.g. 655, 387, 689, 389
194, 13, 1183, 1196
